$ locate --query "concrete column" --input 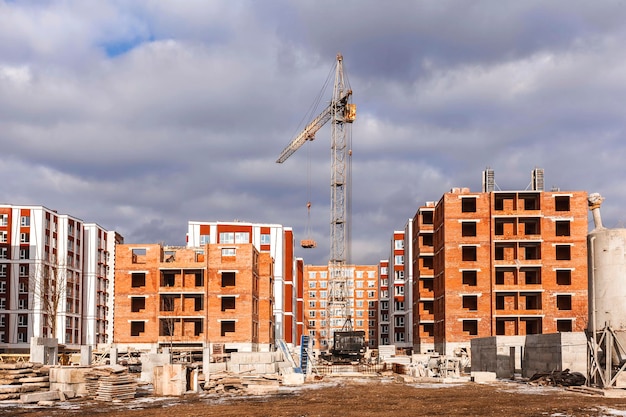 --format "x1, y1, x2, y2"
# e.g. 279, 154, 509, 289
80, 345, 92, 366
202, 347, 211, 378
109, 346, 118, 365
